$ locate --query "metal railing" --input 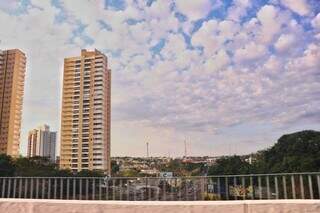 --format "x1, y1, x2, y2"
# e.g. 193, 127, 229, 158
0, 172, 319, 201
